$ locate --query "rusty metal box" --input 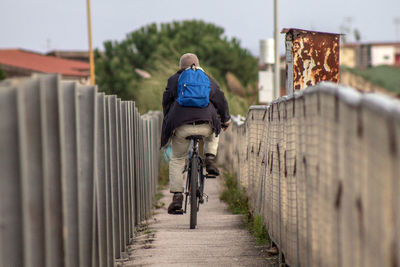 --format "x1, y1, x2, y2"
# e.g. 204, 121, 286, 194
282, 28, 341, 93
